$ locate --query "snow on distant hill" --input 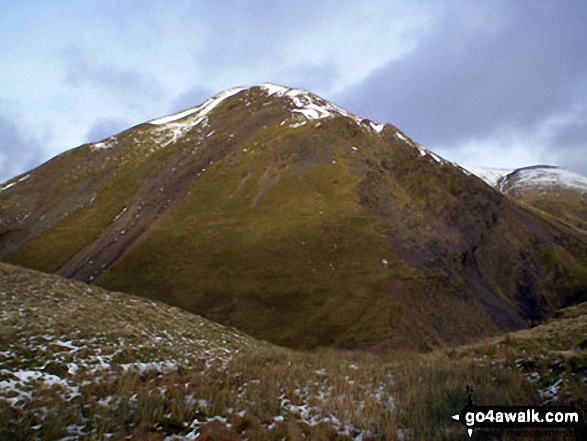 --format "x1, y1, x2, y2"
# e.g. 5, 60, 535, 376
460, 164, 587, 193
459, 163, 515, 190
